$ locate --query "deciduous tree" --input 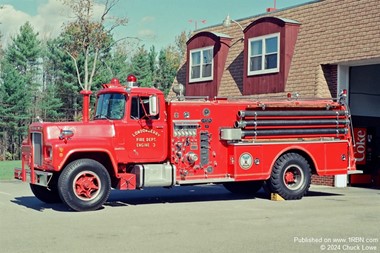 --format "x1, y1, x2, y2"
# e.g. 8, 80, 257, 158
175, 30, 191, 61
157, 45, 180, 95
61, 0, 128, 91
